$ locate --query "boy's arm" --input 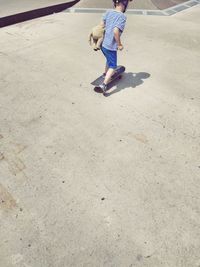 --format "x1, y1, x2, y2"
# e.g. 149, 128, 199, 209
114, 27, 123, 50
